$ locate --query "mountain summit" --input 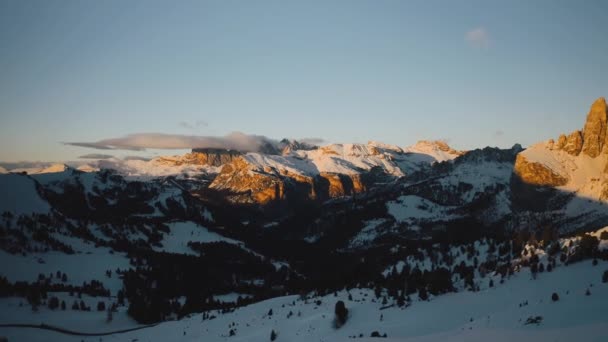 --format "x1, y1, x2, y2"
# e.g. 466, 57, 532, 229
513, 97, 608, 223
581, 97, 608, 157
